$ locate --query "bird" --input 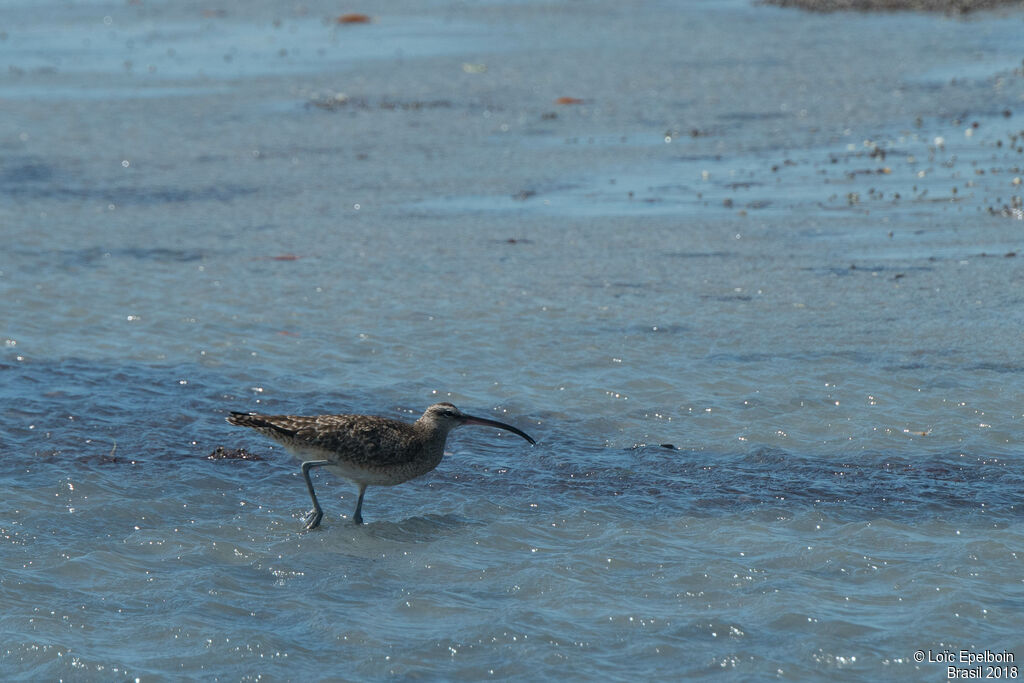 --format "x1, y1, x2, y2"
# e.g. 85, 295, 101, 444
226, 402, 536, 529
